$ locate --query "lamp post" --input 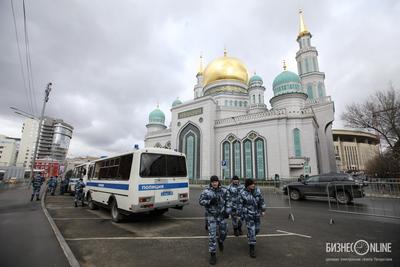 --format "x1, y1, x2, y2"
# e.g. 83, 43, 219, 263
29, 83, 52, 180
